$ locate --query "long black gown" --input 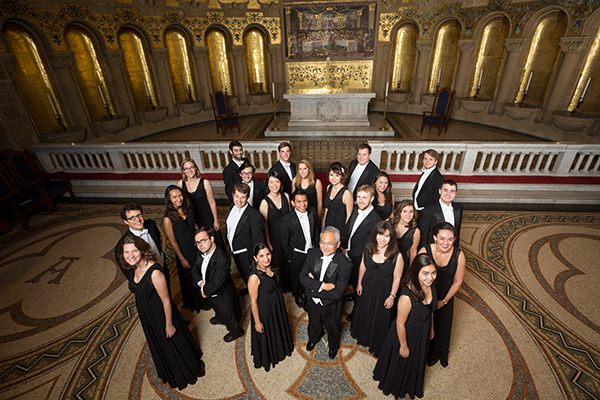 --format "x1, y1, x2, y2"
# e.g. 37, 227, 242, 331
264, 195, 290, 292
397, 228, 416, 279
374, 202, 393, 220
425, 244, 461, 367
323, 185, 349, 233
132, 264, 205, 390
182, 178, 226, 251
165, 214, 209, 312
302, 181, 319, 215
350, 251, 398, 356
250, 269, 294, 371
373, 286, 437, 399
